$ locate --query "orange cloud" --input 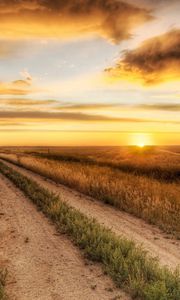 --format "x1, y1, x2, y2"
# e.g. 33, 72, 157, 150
0, 0, 152, 43
0, 77, 34, 95
105, 29, 180, 84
